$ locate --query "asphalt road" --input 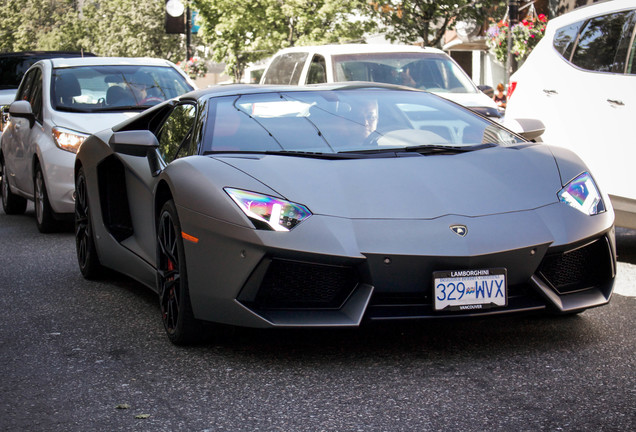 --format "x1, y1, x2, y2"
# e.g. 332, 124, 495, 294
1, 205, 634, 431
